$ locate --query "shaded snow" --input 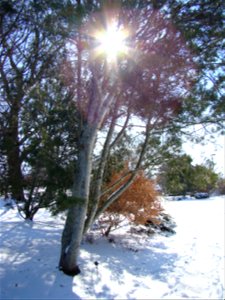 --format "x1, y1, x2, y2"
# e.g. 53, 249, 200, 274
0, 196, 224, 299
